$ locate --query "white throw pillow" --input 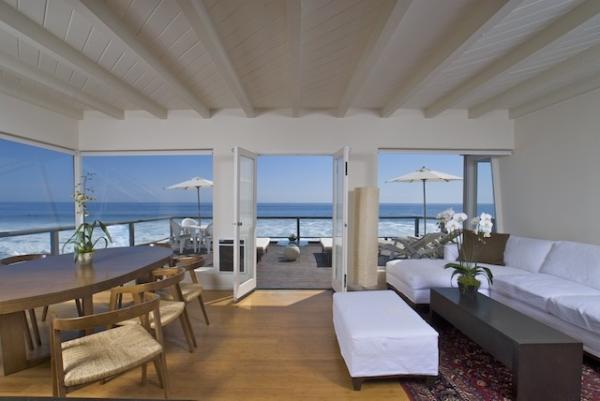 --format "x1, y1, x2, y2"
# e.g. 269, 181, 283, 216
503, 236, 554, 273
540, 241, 600, 290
